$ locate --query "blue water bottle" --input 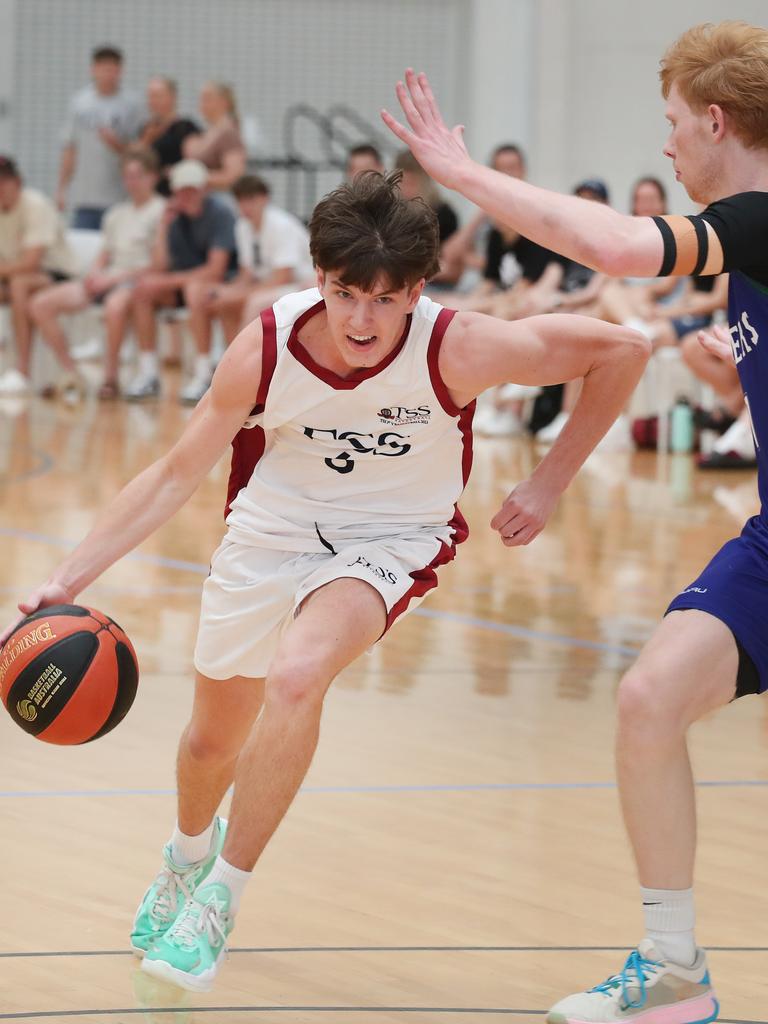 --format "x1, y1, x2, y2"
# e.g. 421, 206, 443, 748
670, 396, 695, 453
